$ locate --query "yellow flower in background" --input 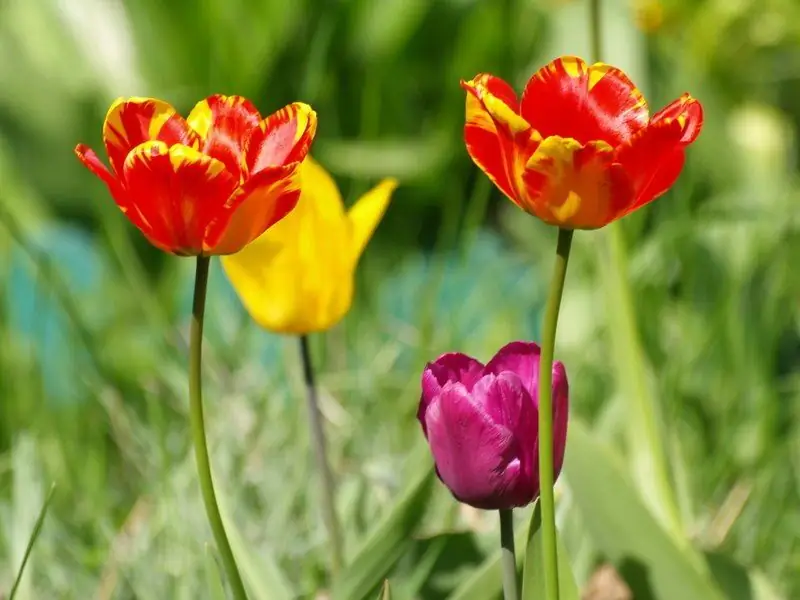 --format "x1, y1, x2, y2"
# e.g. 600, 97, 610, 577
221, 157, 397, 334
